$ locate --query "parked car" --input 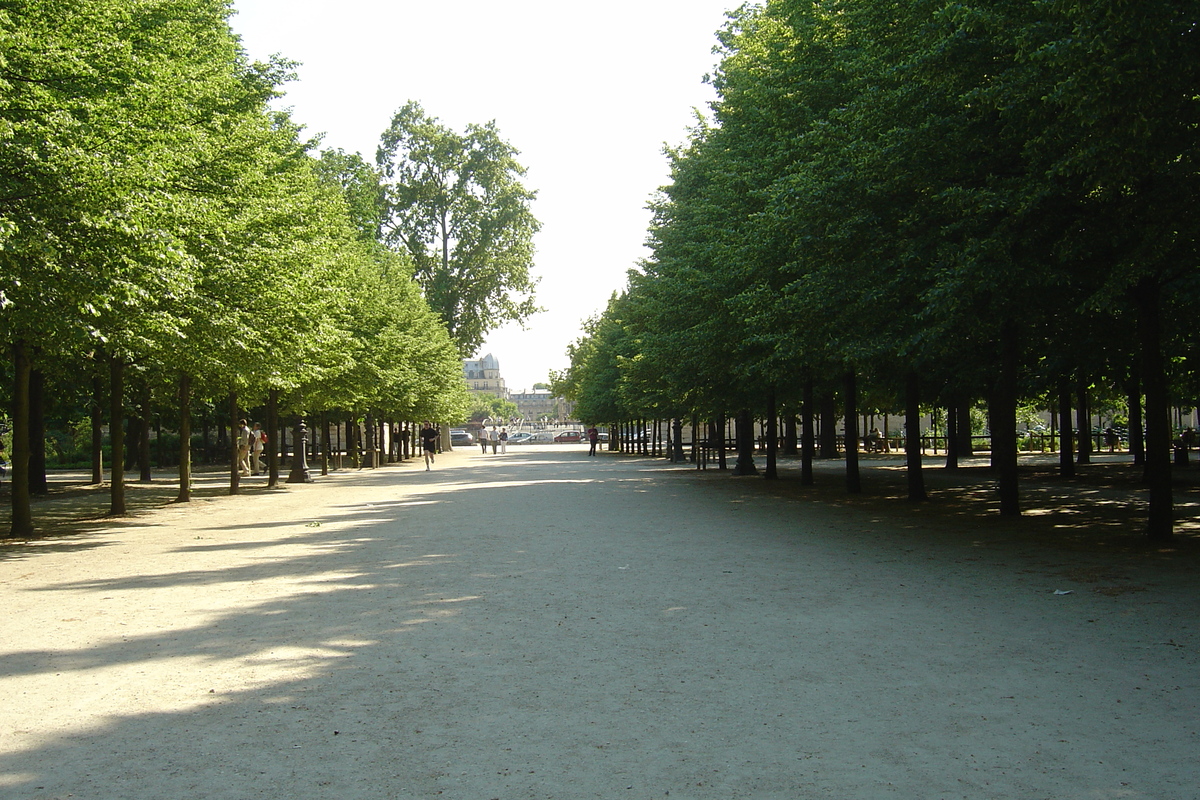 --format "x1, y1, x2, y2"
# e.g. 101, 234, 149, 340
506, 431, 535, 444
554, 430, 583, 443
449, 429, 474, 446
